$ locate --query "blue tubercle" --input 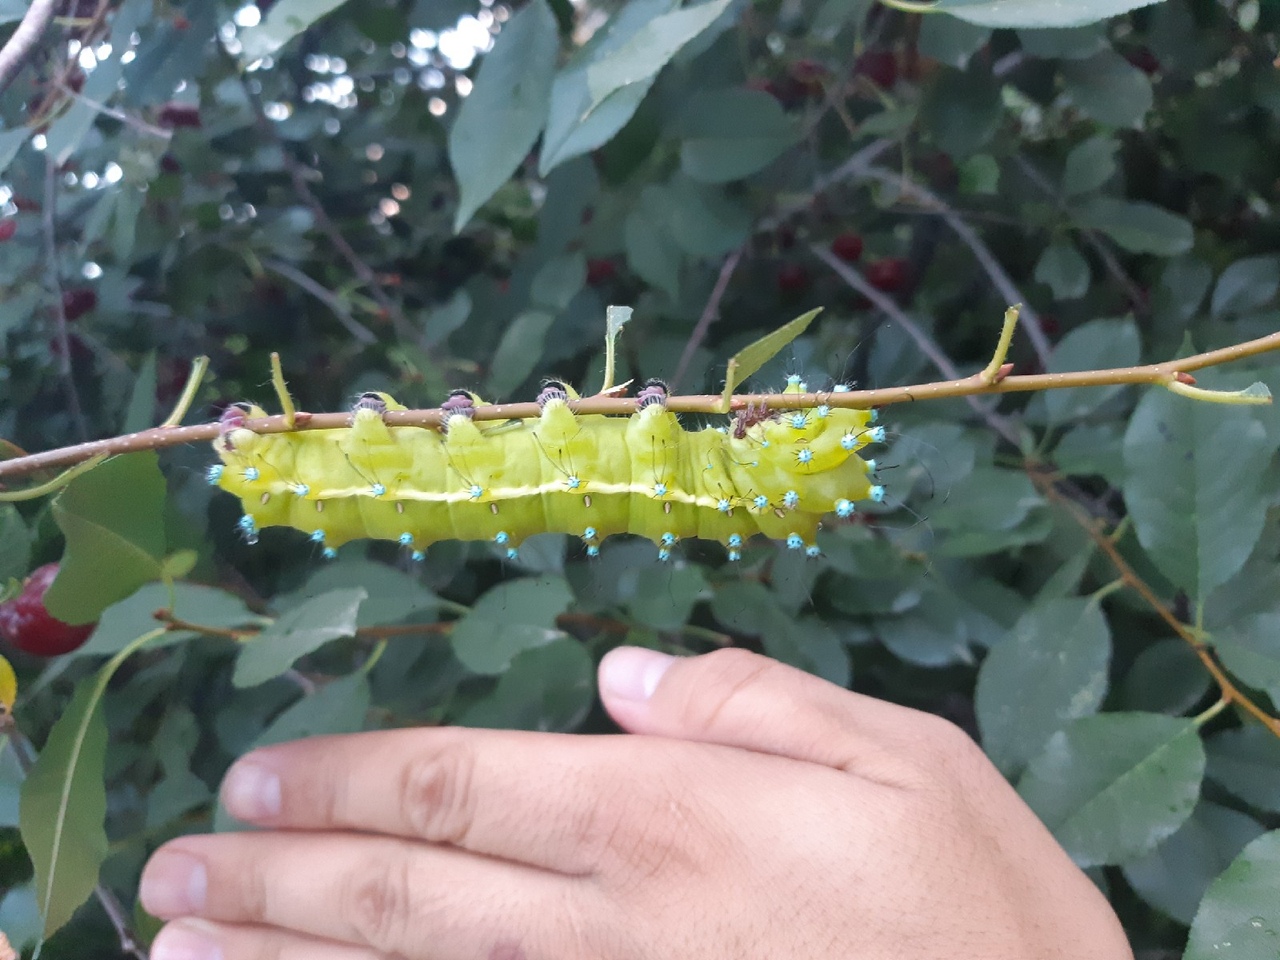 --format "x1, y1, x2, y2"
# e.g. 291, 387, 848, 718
816, 405, 829, 418
567, 476, 581, 490
658, 548, 671, 561
786, 533, 803, 549
411, 550, 425, 562
206, 464, 224, 484
468, 484, 483, 499
243, 466, 260, 481
869, 407, 879, 422
717, 498, 731, 513
310, 529, 326, 543
870, 485, 886, 503
786, 374, 802, 387
805, 545, 821, 558
728, 533, 743, 548
292, 483, 310, 496
660, 532, 676, 547
495, 531, 510, 544
789, 412, 807, 429
237, 514, 257, 536
583, 526, 597, 540
506, 547, 519, 560
835, 499, 855, 517
728, 549, 741, 562
654, 482, 668, 496
783, 490, 799, 509
869, 425, 887, 443
797, 448, 813, 464
322, 547, 337, 560
586, 545, 599, 557
753, 494, 768, 510
399, 532, 414, 546
371, 483, 387, 497
841, 433, 857, 451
